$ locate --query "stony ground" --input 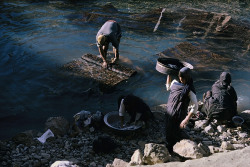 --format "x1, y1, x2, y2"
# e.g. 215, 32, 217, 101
0, 109, 249, 167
